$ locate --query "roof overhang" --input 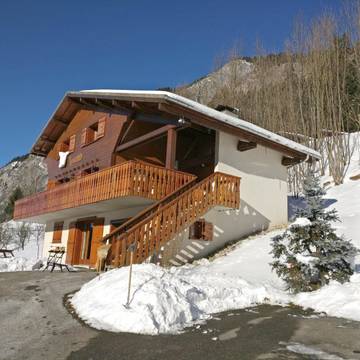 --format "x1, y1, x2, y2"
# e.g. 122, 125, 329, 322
31, 89, 321, 162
